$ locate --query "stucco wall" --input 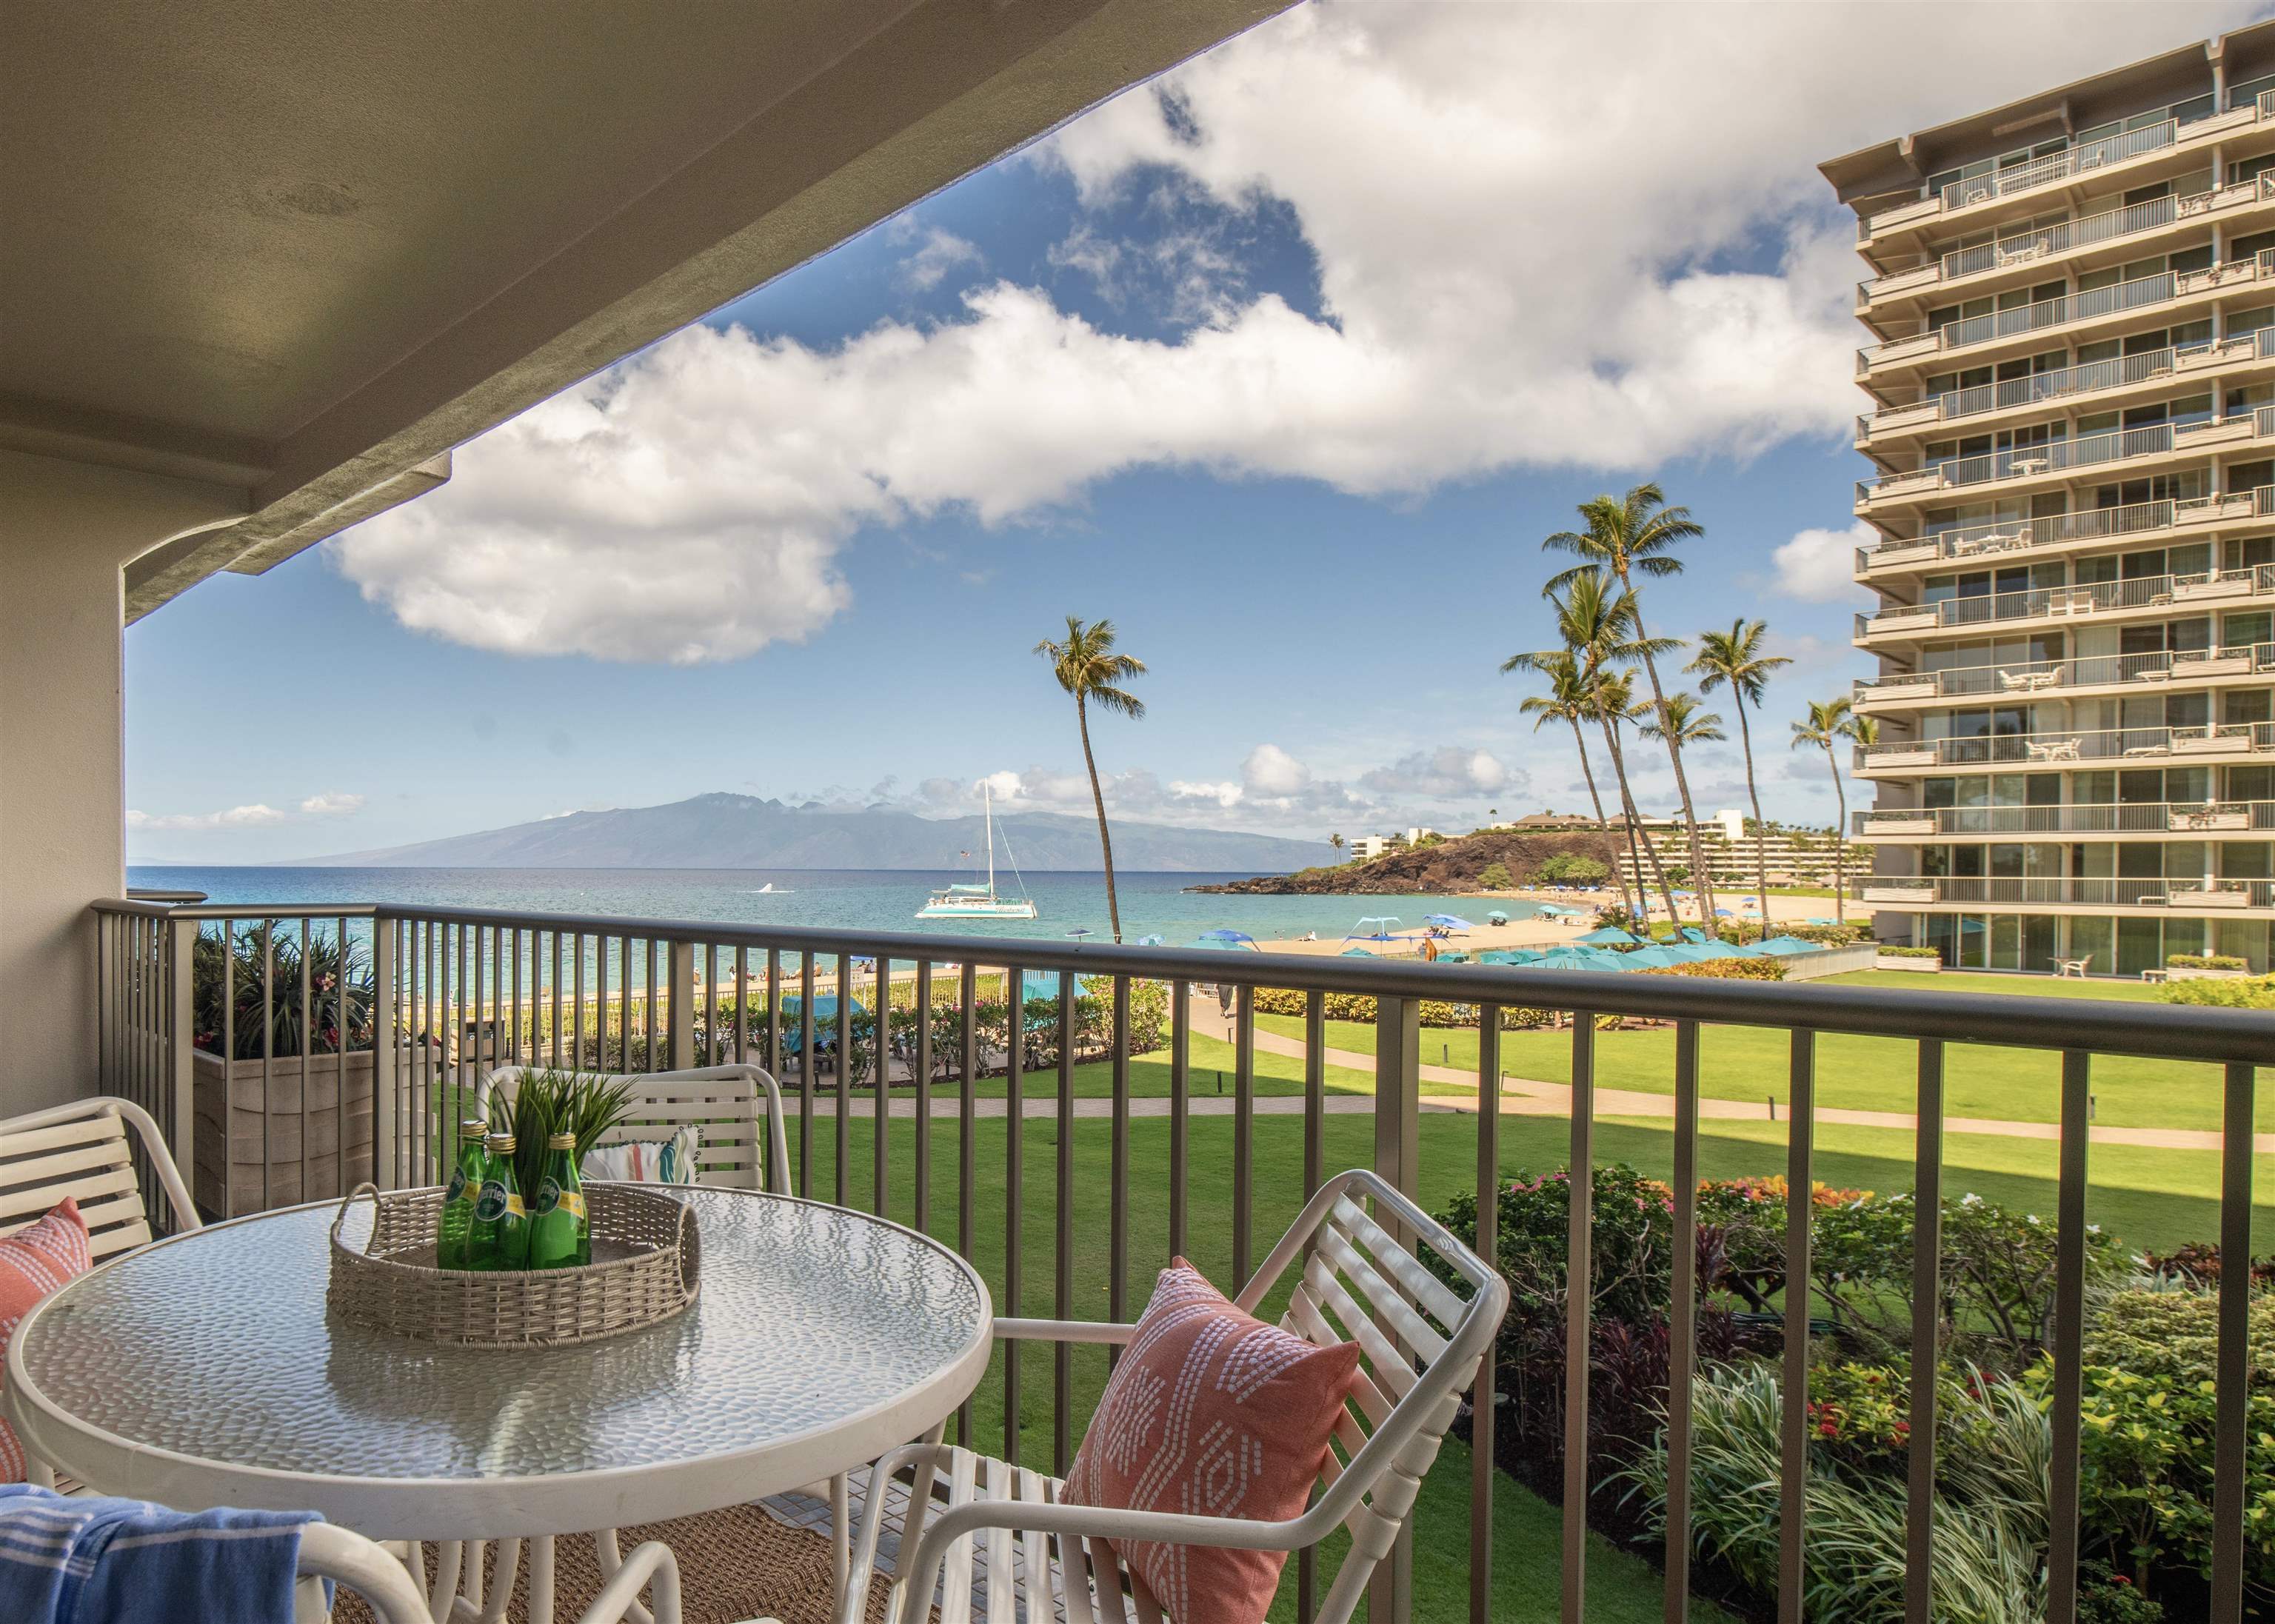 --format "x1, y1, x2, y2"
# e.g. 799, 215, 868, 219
0, 451, 238, 1115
